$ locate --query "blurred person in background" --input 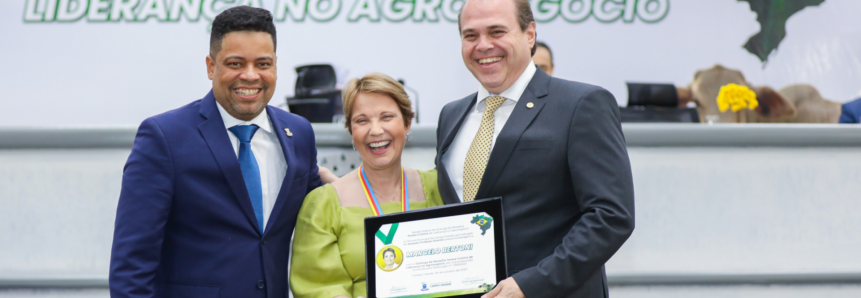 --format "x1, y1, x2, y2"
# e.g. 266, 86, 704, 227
533, 41, 554, 76
839, 97, 861, 123
290, 73, 442, 298
109, 6, 323, 298
435, 0, 635, 297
